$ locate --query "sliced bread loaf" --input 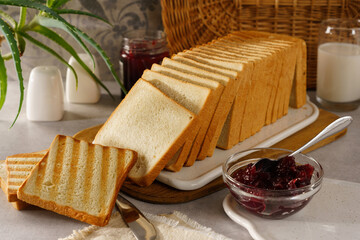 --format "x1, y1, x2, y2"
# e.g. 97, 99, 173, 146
93, 79, 196, 185
17, 135, 137, 226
